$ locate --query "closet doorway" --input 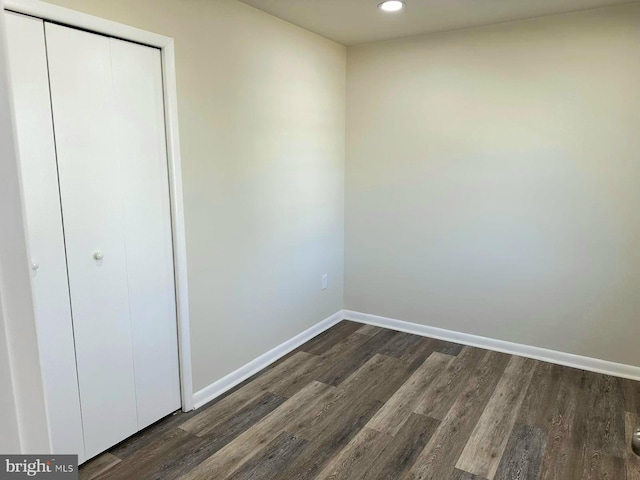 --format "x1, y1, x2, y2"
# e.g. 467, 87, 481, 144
5, 0, 192, 463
